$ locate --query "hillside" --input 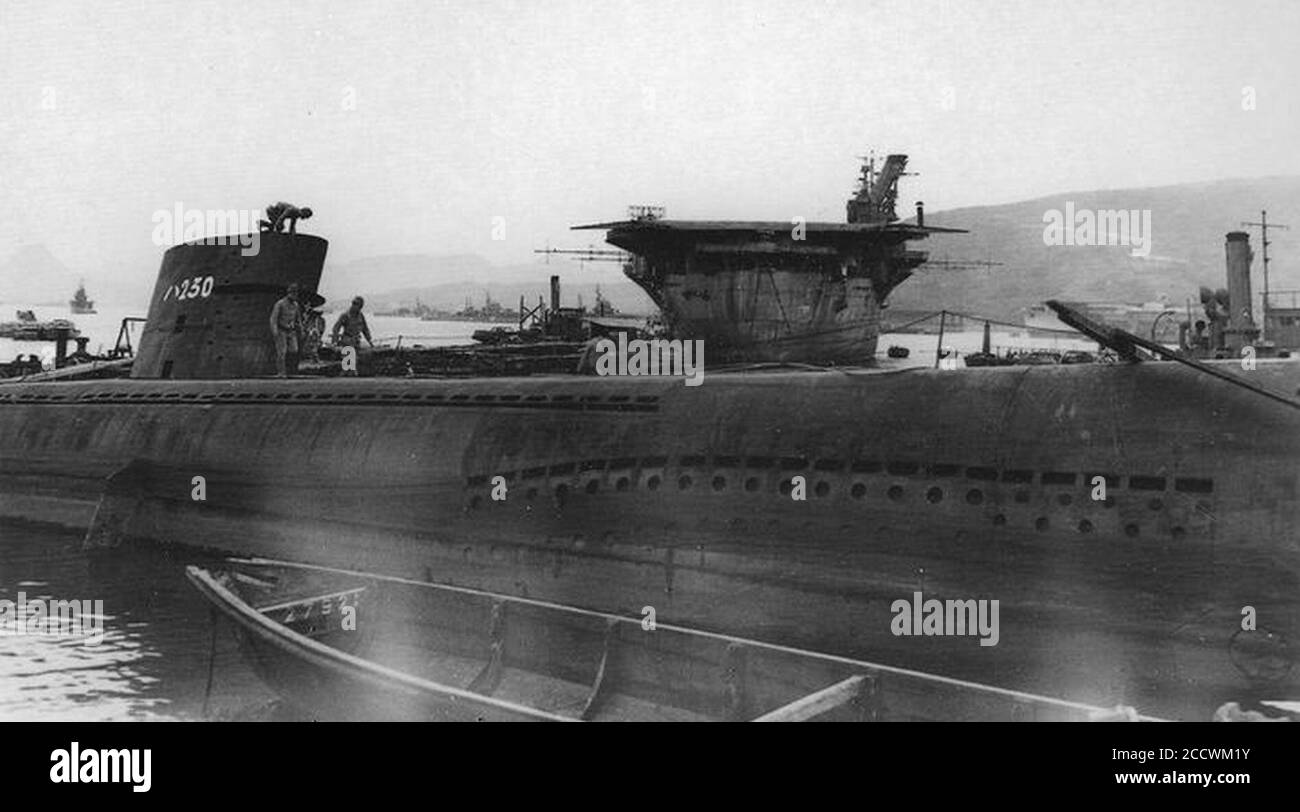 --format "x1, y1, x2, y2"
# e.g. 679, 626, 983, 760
319, 254, 496, 300
905, 176, 1300, 321
0, 244, 80, 307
